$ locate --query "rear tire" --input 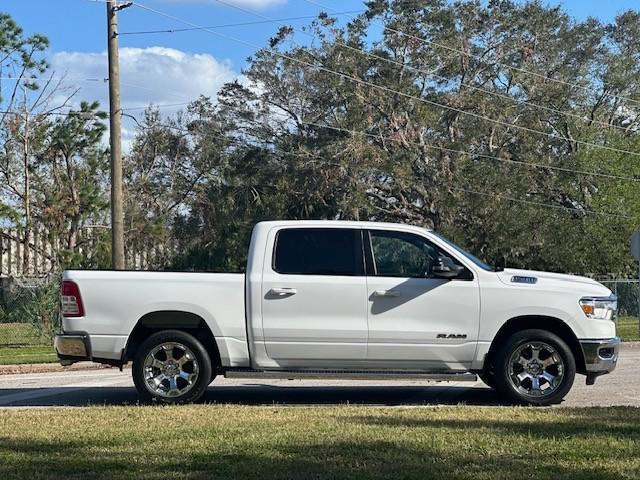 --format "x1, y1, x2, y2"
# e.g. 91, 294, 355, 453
132, 330, 212, 404
494, 329, 575, 406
